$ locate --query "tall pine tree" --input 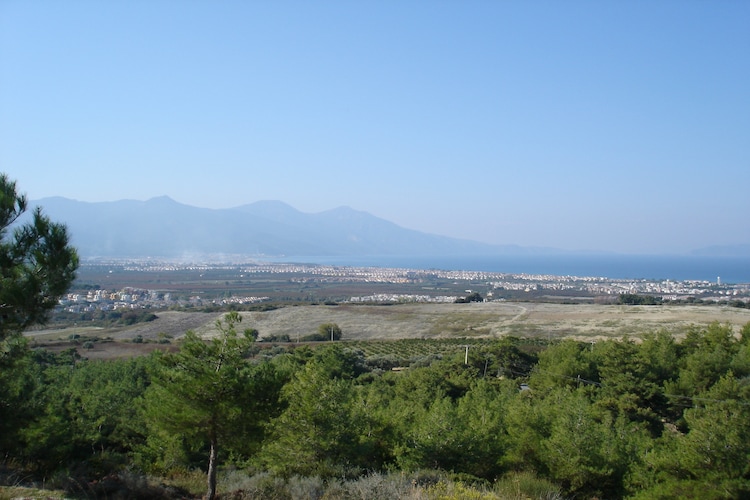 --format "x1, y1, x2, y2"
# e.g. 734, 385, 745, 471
143, 312, 256, 500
